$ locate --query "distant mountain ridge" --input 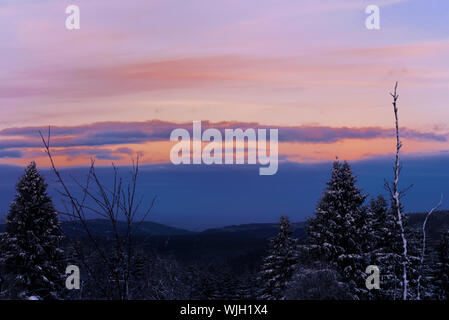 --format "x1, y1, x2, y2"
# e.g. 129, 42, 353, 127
1, 212, 449, 240
0, 219, 307, 238
0, 219, 194, 237
202, 222, 307, 239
